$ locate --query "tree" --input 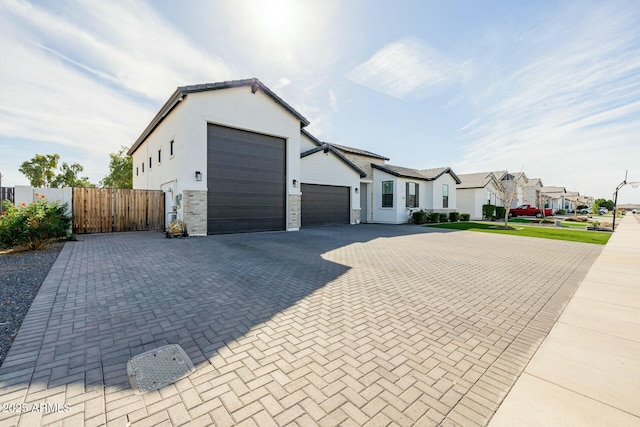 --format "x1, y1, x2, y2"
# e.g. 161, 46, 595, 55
100, 147, 132, 189
593, 198, 615, 213
19, 154, 94, 188
496, 173, 523, 228
19, 154, 60, 187
51, 162, 93, 188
